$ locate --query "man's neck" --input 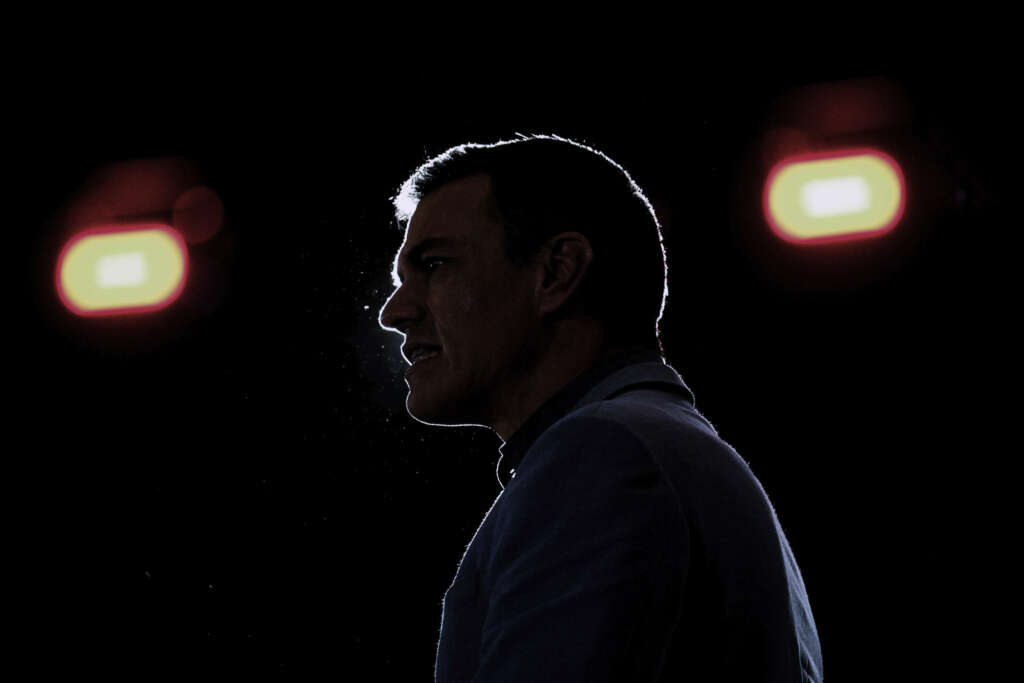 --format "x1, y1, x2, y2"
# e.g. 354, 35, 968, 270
491, 326, 632, 441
